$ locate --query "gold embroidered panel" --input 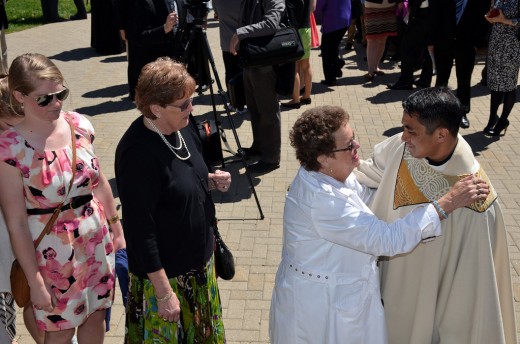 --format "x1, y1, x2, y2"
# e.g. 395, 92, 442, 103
393, 149, 497, 213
